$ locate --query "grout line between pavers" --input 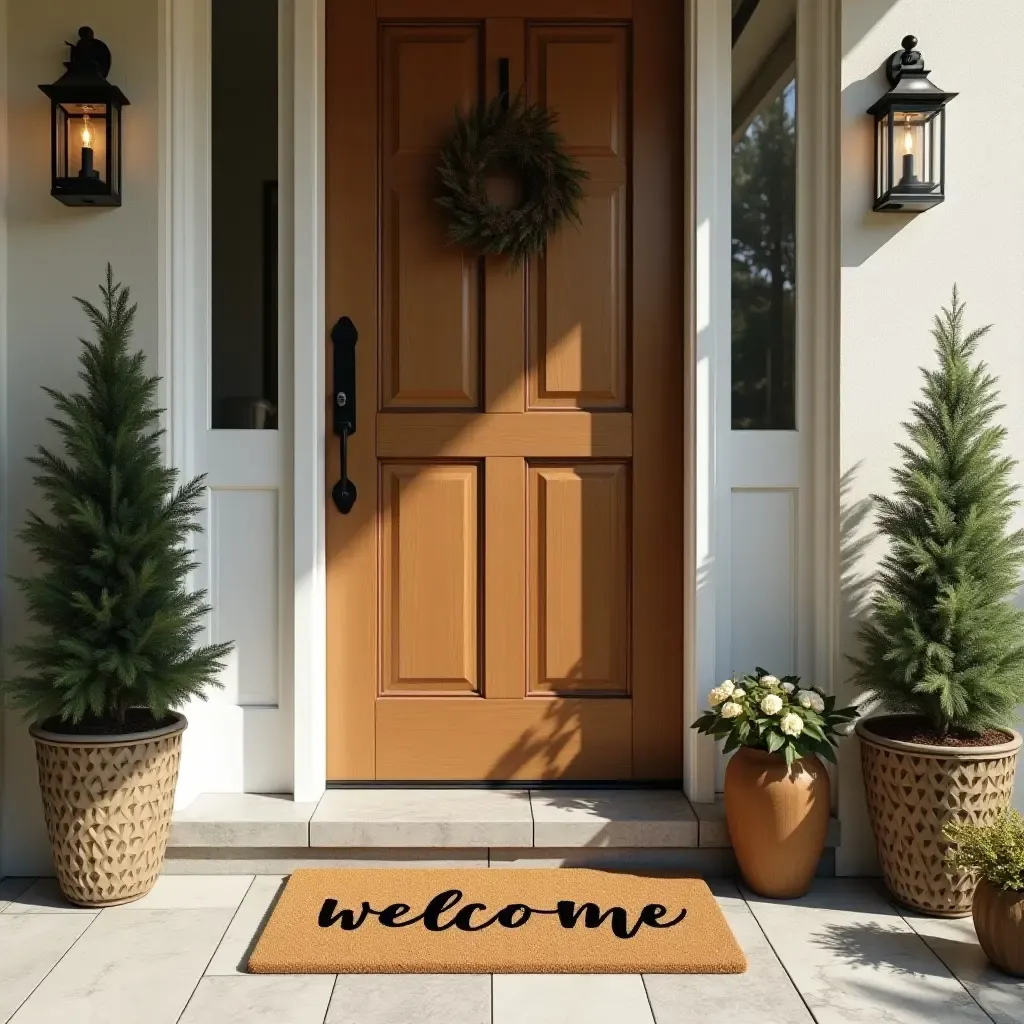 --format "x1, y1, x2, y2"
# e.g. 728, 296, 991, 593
741, 890, 820, 1024
192, 874, 258, 982
323, 974, 340, 1024
0, 875, 38, 914
640, 974, 659, 1024
894, 907, 998, 1024
5, 900, 103, 1020
172, 876, 263, 1022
